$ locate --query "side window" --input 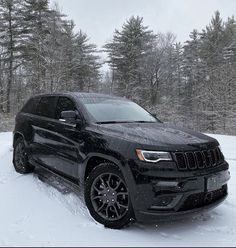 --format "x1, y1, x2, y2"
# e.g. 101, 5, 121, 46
21, 97, 40, 114
36, 96, 57, 119
55, 97, 76, 119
